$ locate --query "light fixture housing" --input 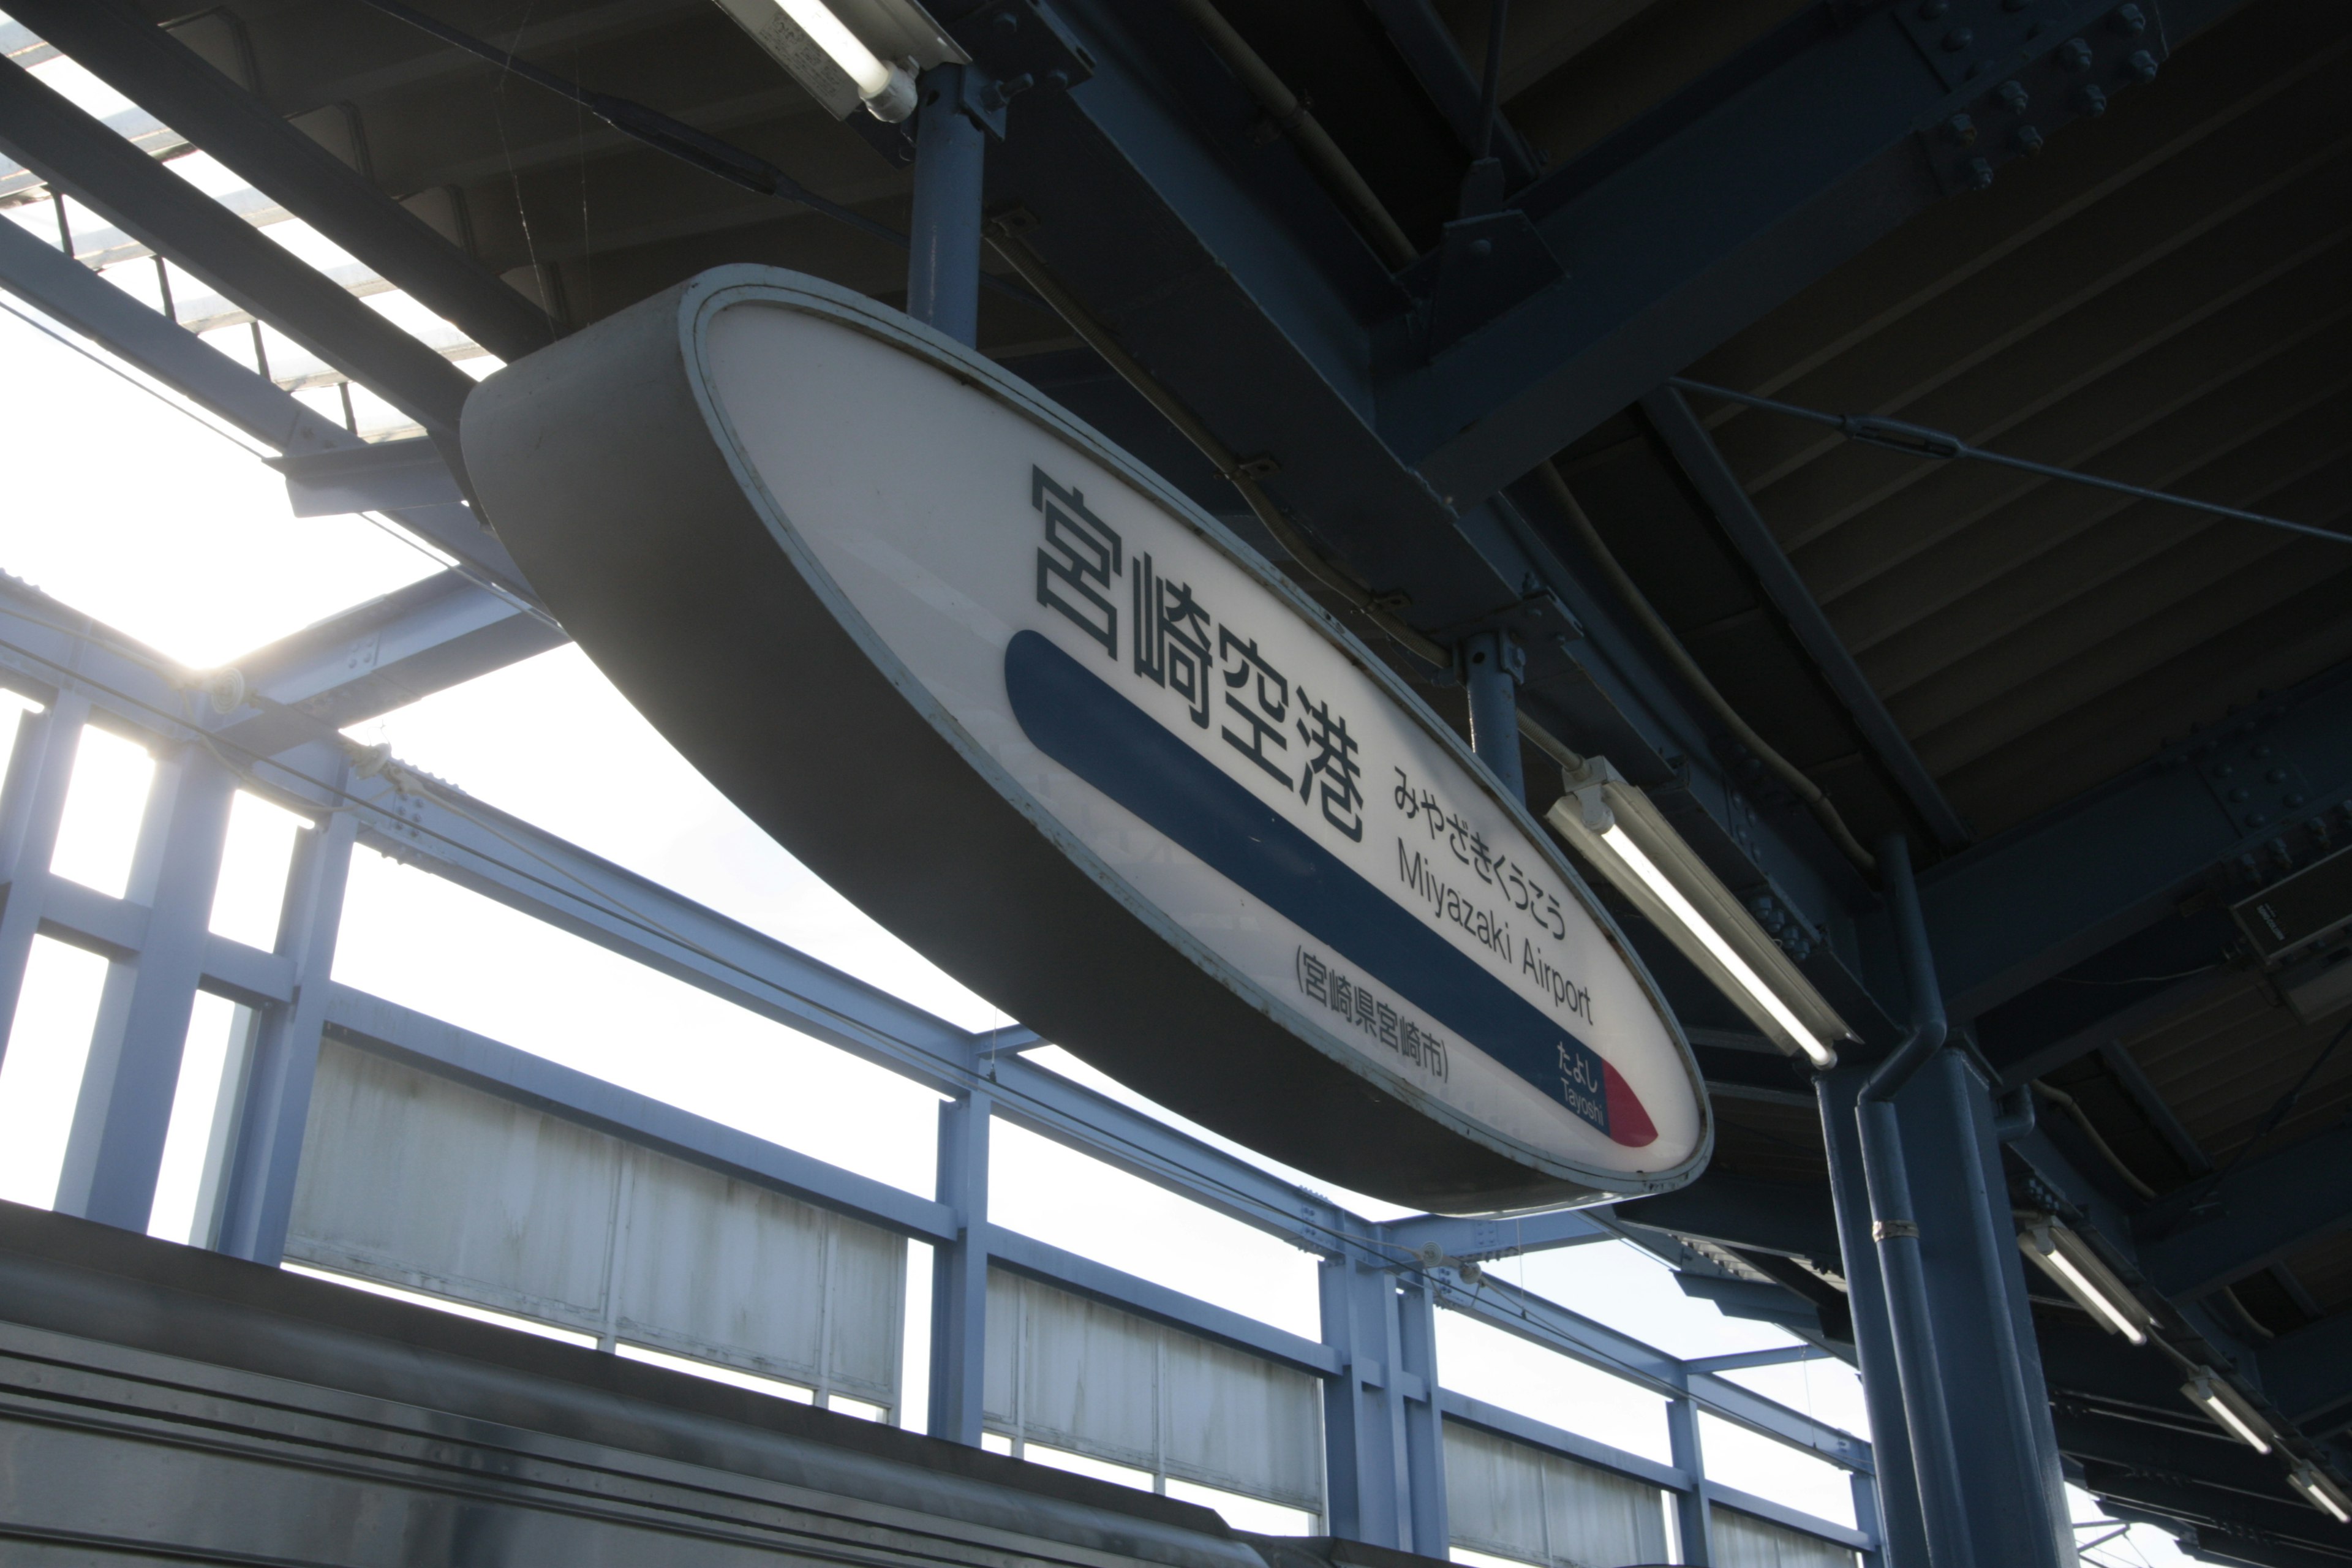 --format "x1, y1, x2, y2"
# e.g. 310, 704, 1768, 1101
2291, 1465, 2352, 1525
1545, 758, 1852, 1068
712, 0, 964, 121
2017, 1218, 2150, 1344
2182, 1368, 2276, 1454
